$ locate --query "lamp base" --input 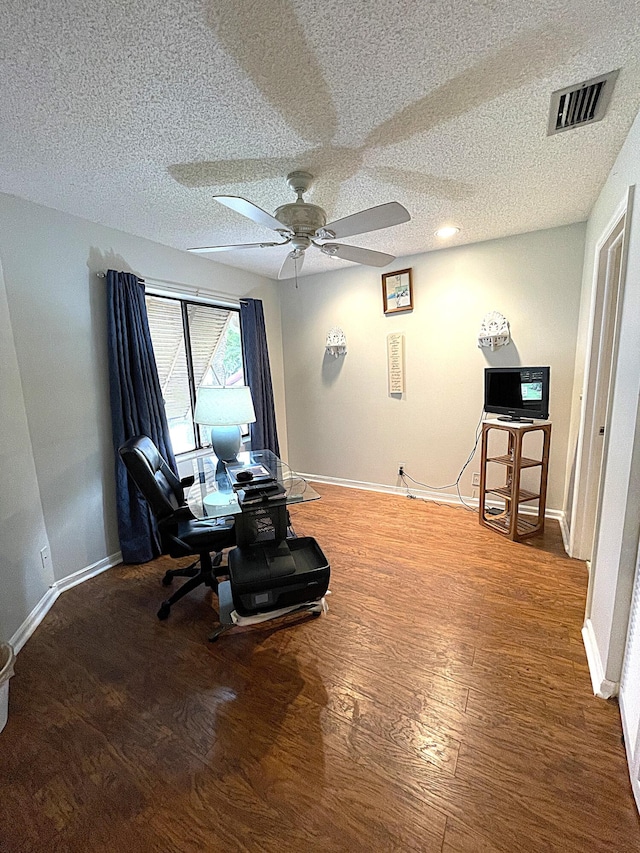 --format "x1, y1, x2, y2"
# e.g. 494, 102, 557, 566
211, 425, 242, 462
